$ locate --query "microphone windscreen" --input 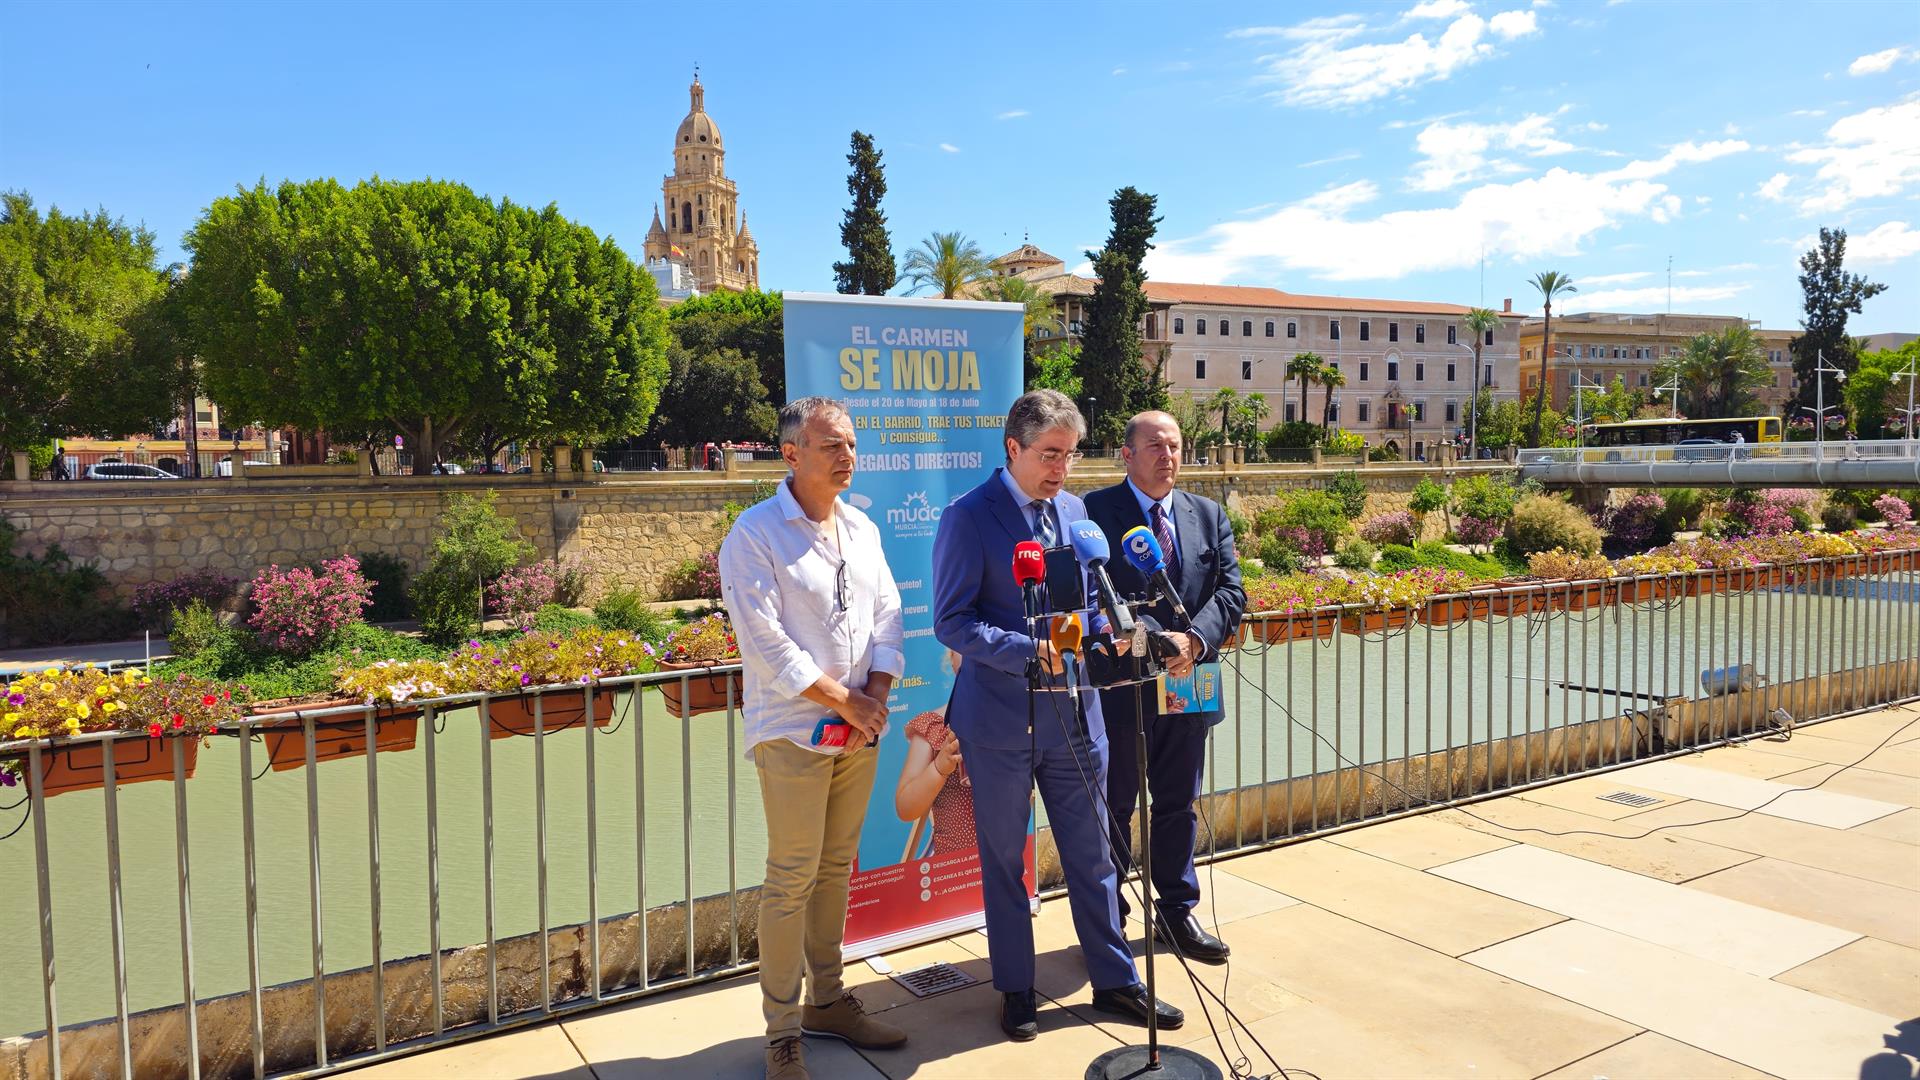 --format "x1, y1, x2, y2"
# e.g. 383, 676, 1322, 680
1012, 540, 1046, 587
1067, 519, 1110, 564
1120, 525, 1166, 576
1049, 613, 1085, 656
